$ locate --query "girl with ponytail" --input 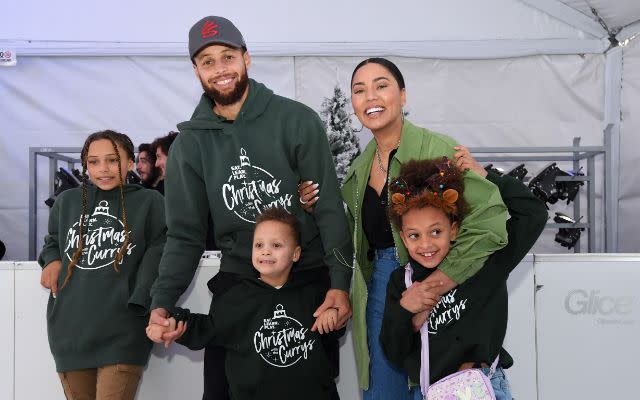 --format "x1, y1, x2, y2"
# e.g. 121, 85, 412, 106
39, 130, 166, 400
